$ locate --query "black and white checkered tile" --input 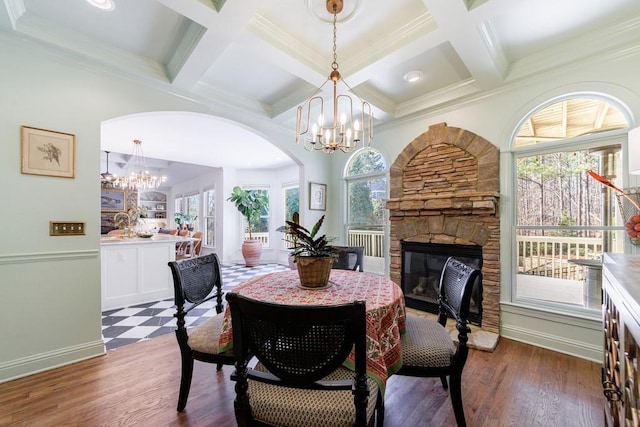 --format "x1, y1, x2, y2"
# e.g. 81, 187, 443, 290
101, 263, 289, 350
